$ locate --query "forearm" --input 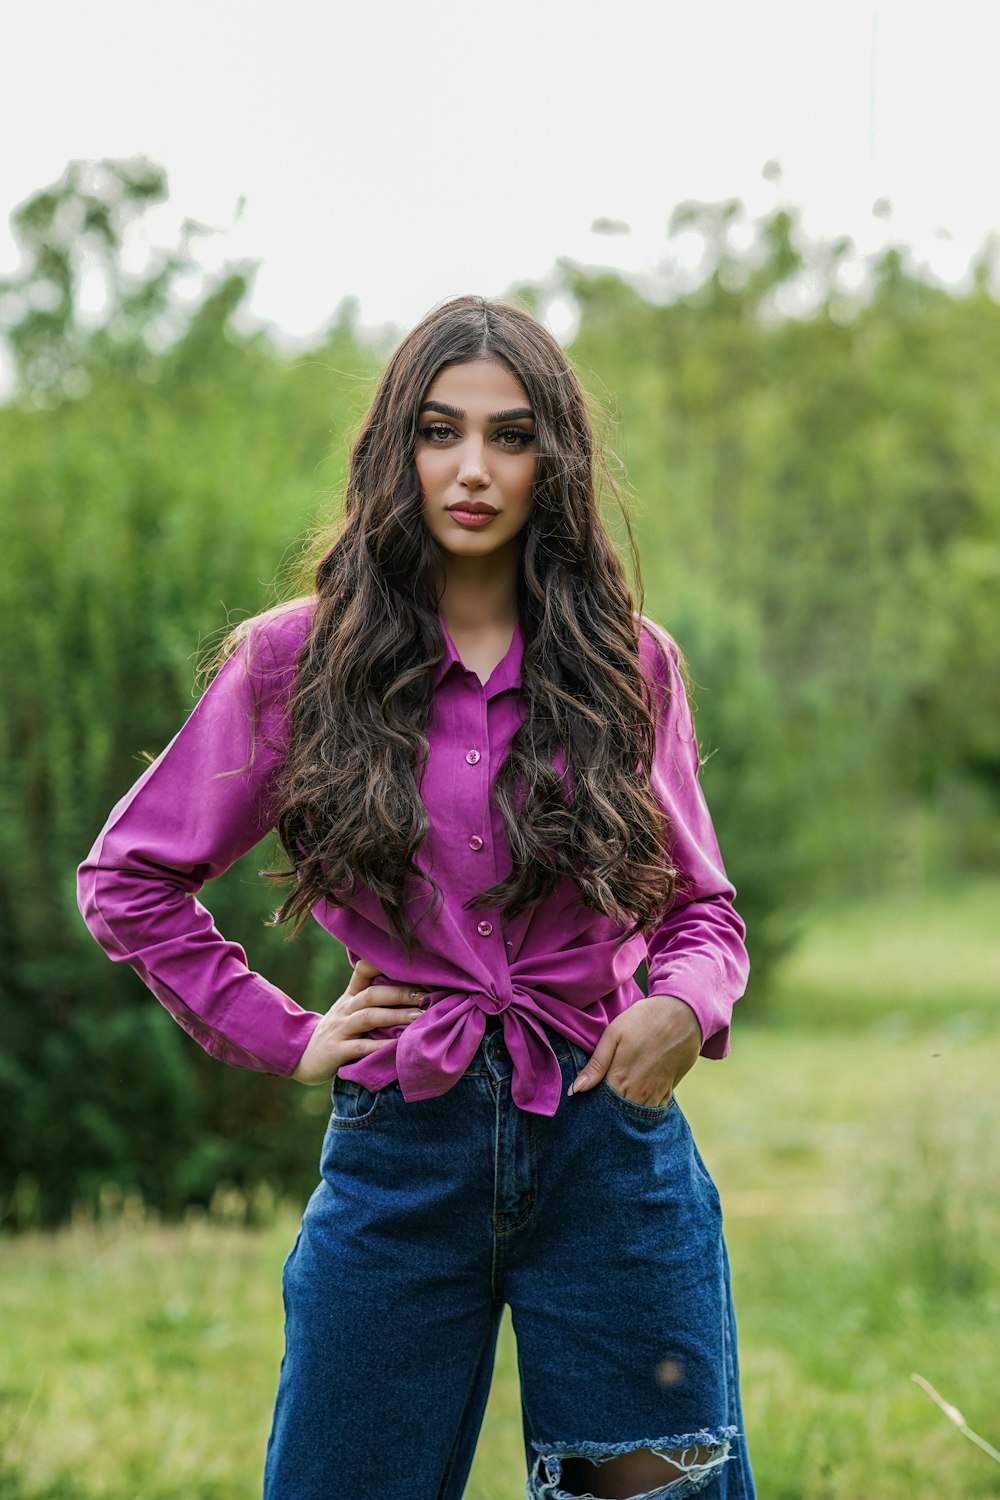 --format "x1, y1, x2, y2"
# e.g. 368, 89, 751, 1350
645, 893, 749, 1057
76, 606, 321, 1075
